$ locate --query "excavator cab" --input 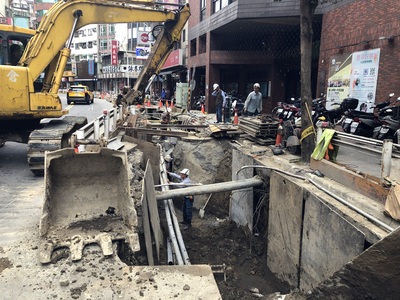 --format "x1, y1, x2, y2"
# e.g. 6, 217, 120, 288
0, 25, 33, 66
